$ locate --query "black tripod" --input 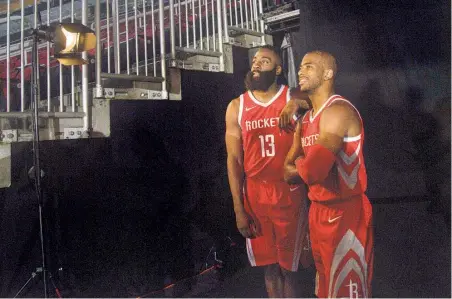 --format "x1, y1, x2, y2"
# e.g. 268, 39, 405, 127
13, 29, 61, 299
